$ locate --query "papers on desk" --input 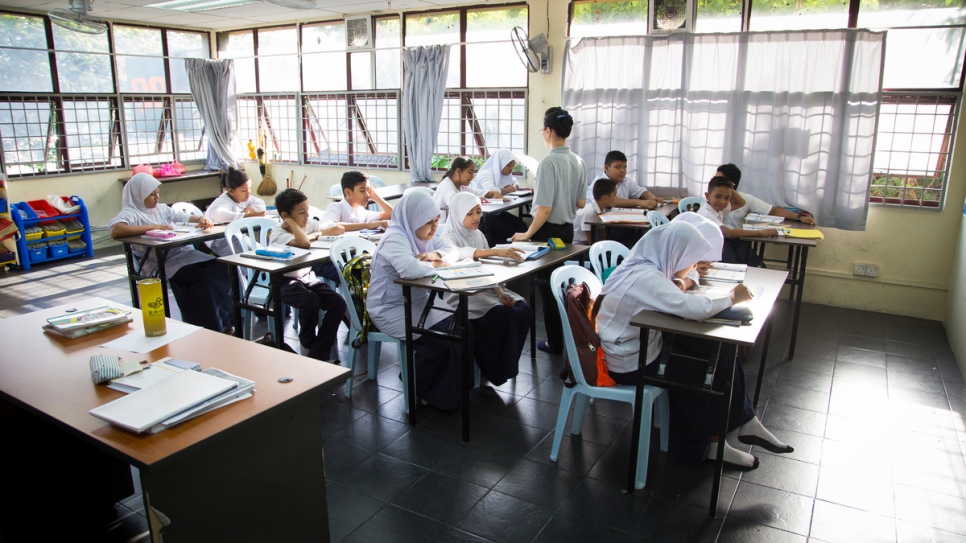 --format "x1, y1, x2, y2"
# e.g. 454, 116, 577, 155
44, 306, 133, 338
90, 369, 240, 434
147, 368, 254, 434
106, 358, 197, 394
445, 276, 499, 291
704, 263, 747, 283
744, 213, 785, 224
608, 207, 647, 215
435, 262, 493, 280
743, 224, 784, 236
505, 190, 533, 198
310, 236, 341, 249
598, 213, 650, 224
100, 319, 200, 354
782, 227, 824, 240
